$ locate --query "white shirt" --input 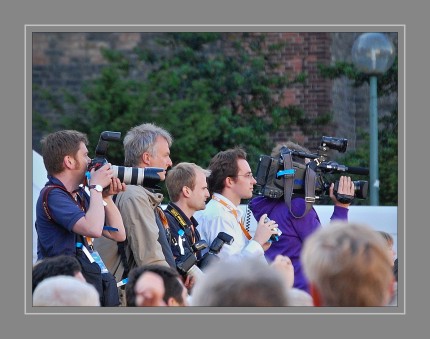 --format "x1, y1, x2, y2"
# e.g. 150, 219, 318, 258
195, 193, 265, 262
